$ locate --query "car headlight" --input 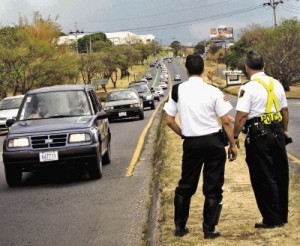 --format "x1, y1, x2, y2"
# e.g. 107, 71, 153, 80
69, 133, 91, 143
130, 103, 140, 108
8, 137, 30, 148
104, 106, 114, 110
